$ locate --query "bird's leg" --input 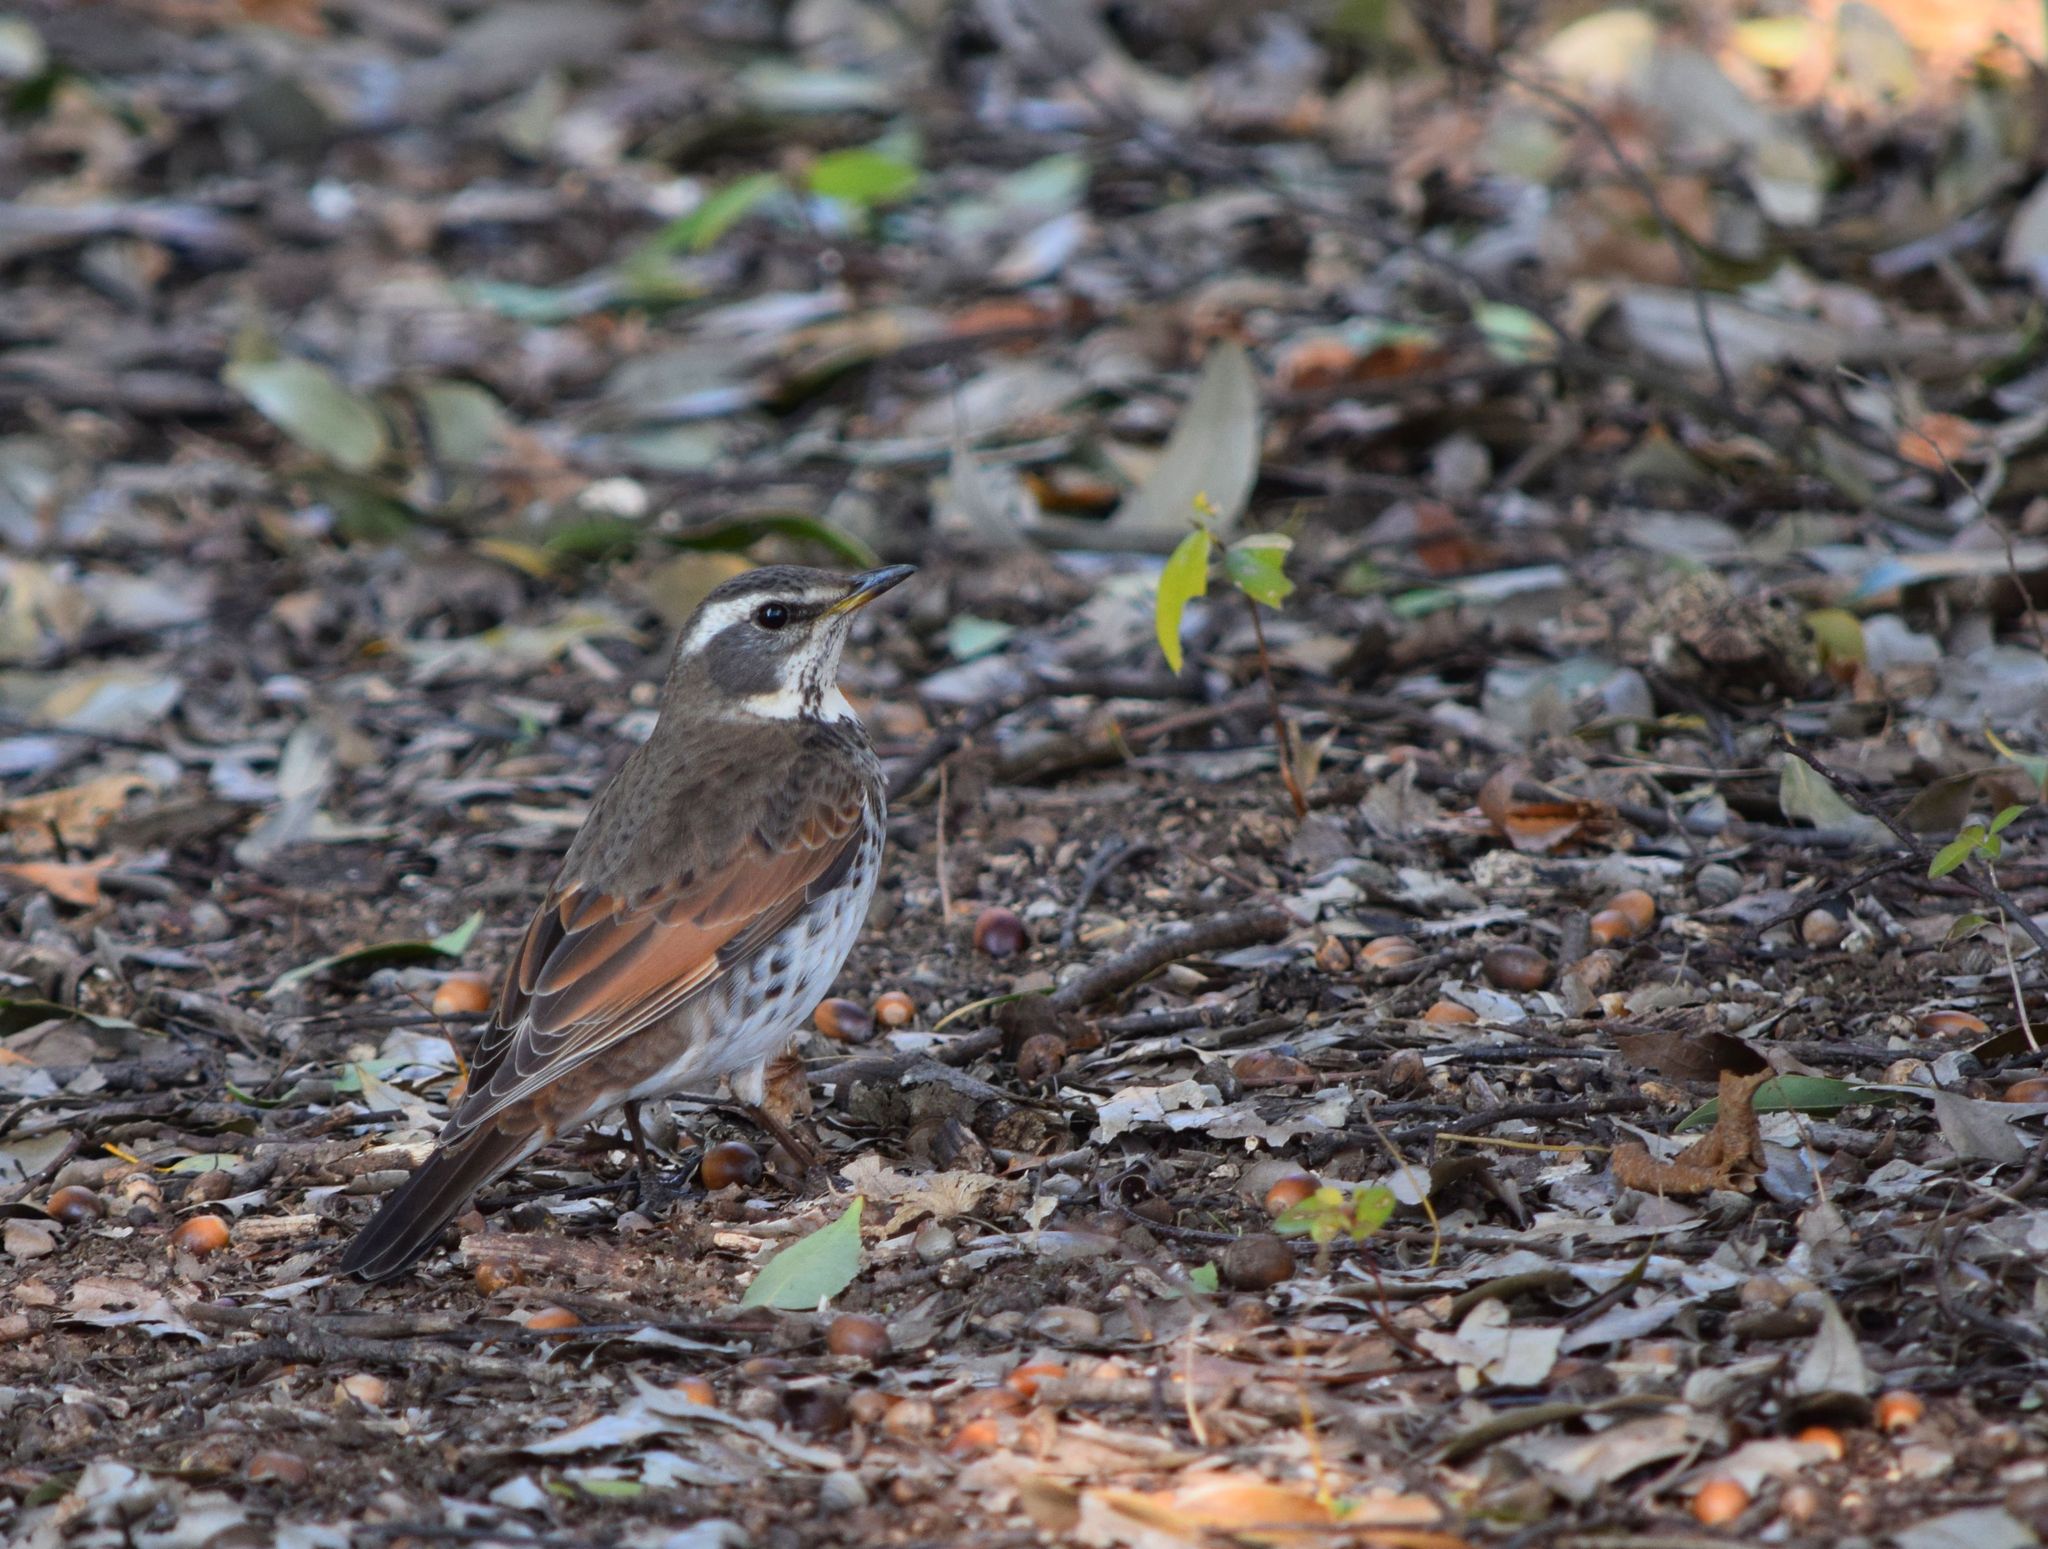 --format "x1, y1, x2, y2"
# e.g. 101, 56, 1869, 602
621, 1102, 687, 1213
746, 1104, 821, 1174
624, 1102, 654, 1180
